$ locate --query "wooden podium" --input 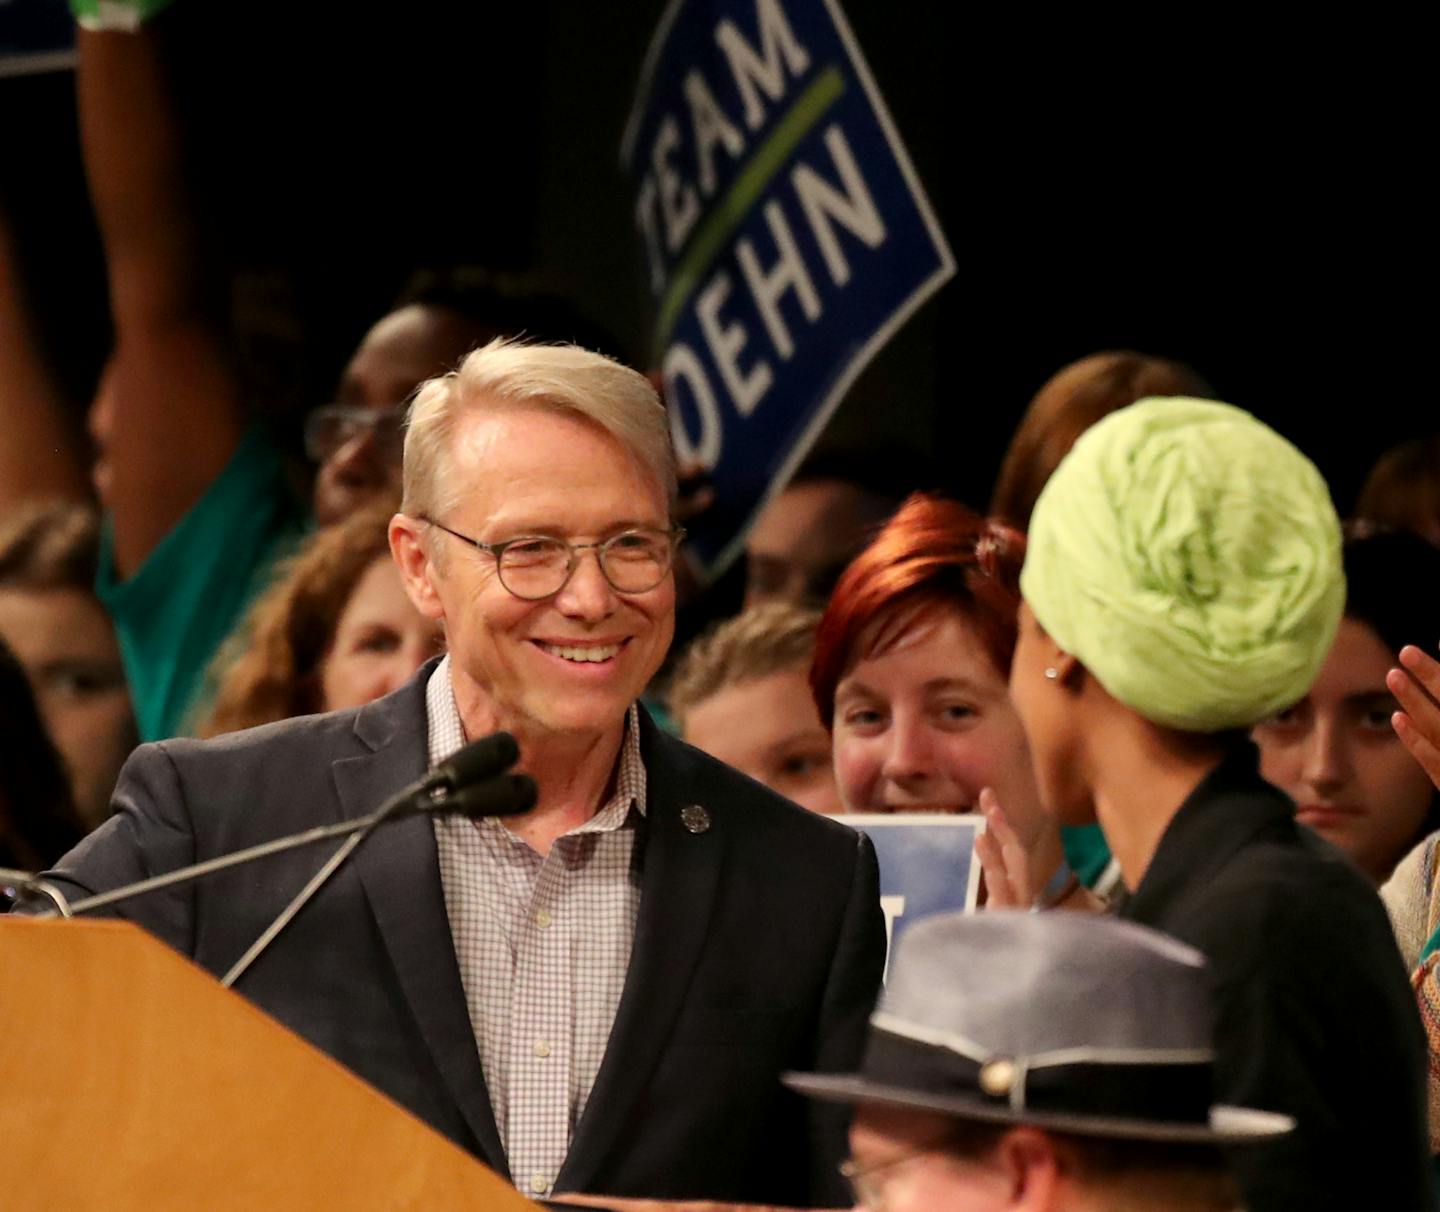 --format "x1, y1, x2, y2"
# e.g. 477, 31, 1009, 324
0, 917, 543, 1210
